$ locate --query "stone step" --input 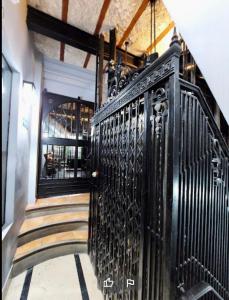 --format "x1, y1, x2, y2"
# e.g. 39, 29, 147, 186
26, 193, 90, 218
13, 231, 88, 277
18, 211, 88, 246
